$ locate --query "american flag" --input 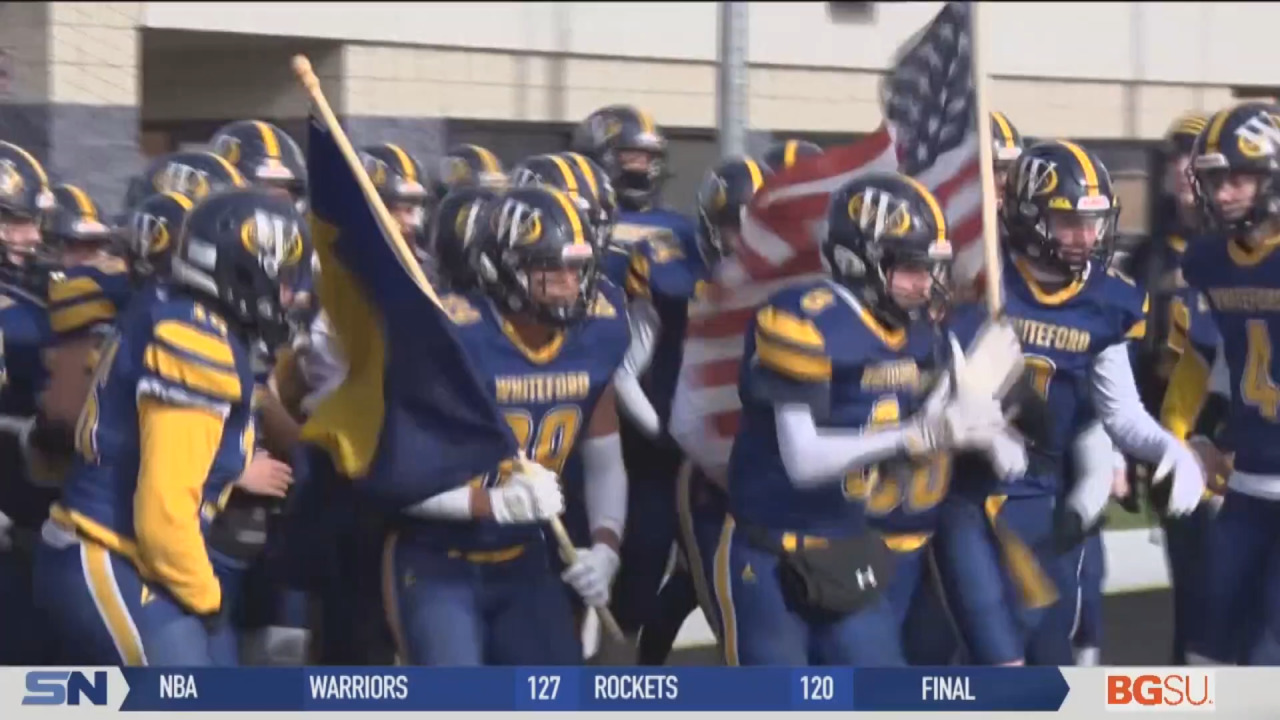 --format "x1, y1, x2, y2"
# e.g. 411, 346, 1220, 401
669, 1, 986, 475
